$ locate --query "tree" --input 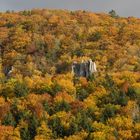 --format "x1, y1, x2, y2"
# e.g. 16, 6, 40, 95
101, 104, 120, 121
88, 31, 102, 42
109, 10, 119, 18
35, 121, 53, 140
2, 112, 16, 127
14, 81, 29, 97
54, 100, 71, 112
